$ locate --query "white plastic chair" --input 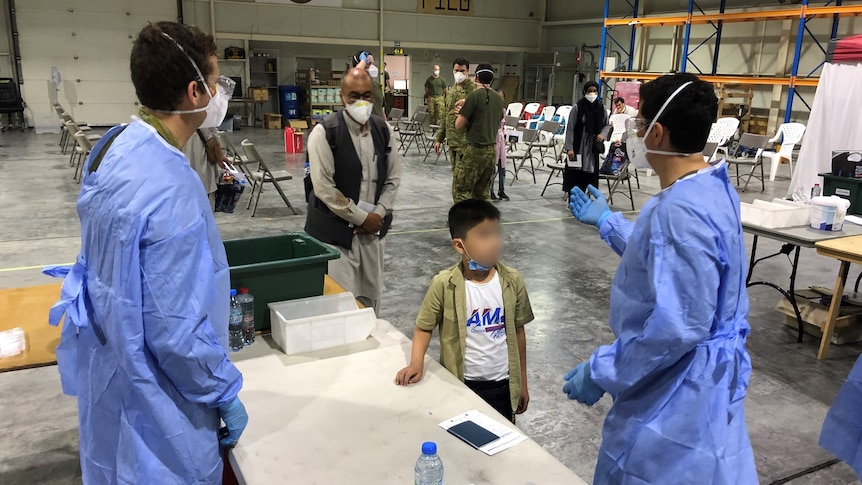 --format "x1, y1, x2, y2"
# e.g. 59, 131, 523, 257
552, 105, 573, 147
763, 123, 806, 181
518, 103, 541, 127
608, 114, 630, 143
714, 117, 740, 159
506, 102, 524, 118
528, 105, 556, 131
703, 123, 725, 163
